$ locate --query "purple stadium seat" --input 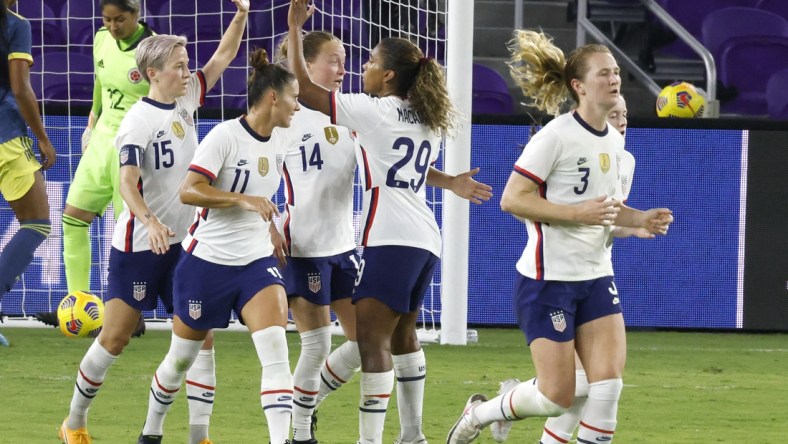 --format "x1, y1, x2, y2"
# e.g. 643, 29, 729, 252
766, 69, 788, 119
658, 0, 761, 58
15, 3, 65, 46
757, 0, 788, 20
472, 64, 513, 115
34, 51, 94, 103
702, 7, 788, 61
718, 36, 788, 114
